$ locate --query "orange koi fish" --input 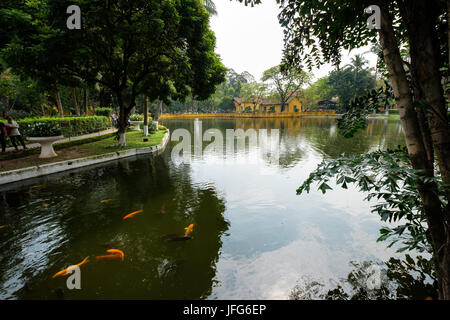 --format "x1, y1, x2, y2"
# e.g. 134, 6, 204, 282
0, 225, 7, 229
184, 224, 194, 236
95, 254, 122, 261
52, 256, 89, 279
106, 249, 124, 261
101, 199, 113, 203
95, 249, 124, 261
123, 209, 143, 220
